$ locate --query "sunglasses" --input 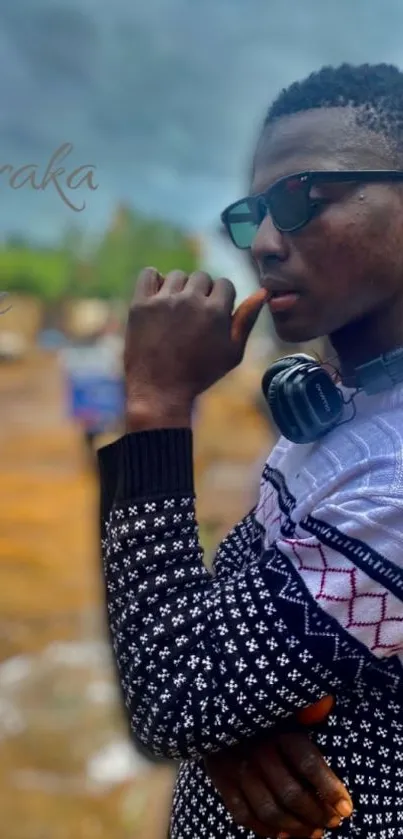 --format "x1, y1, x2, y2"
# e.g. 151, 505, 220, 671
220, 169, 403, 249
